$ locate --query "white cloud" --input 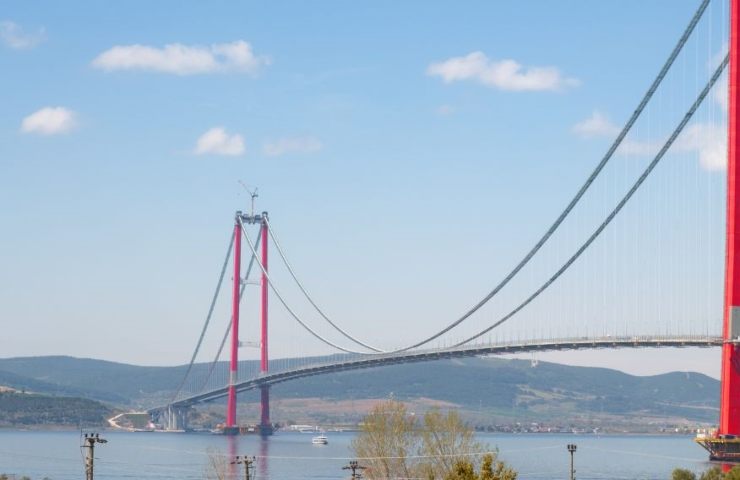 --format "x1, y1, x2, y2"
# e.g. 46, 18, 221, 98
707, 44, 729, 111
617, 139, 661, 157
20, 107, 77, 135
263, 136, 323, 157
676, 123, 727, 171
615, 124, 726, 171
573, 109, 727, 171
572, 109, 659, 157
0, 21, 44, 49
194, 127, 245, 156
92, 40, 269, 75
572, 111, 620, 138
714, 76, 728, 112
709, 44, 729, 72
426, 51, 579, 92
